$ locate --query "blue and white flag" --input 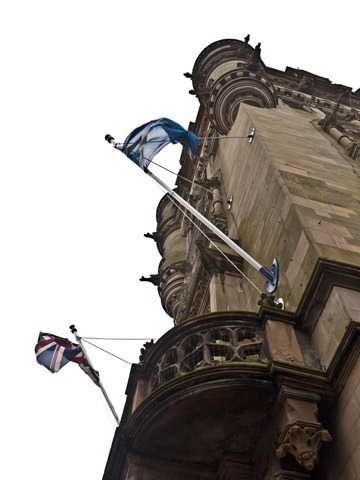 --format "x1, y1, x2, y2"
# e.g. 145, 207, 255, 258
35, 332, 100, 385
121, 117, 198, 170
